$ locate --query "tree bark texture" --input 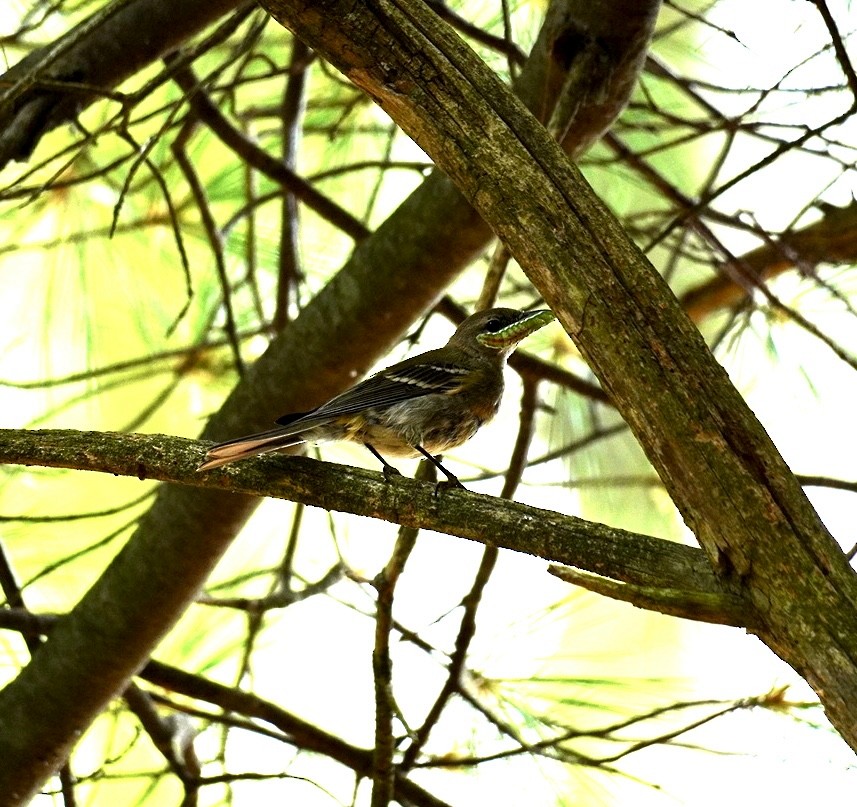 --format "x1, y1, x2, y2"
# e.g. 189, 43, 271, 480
256, 0, 857, 750
0, 0, 660, 800
0, 428, 751, 627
